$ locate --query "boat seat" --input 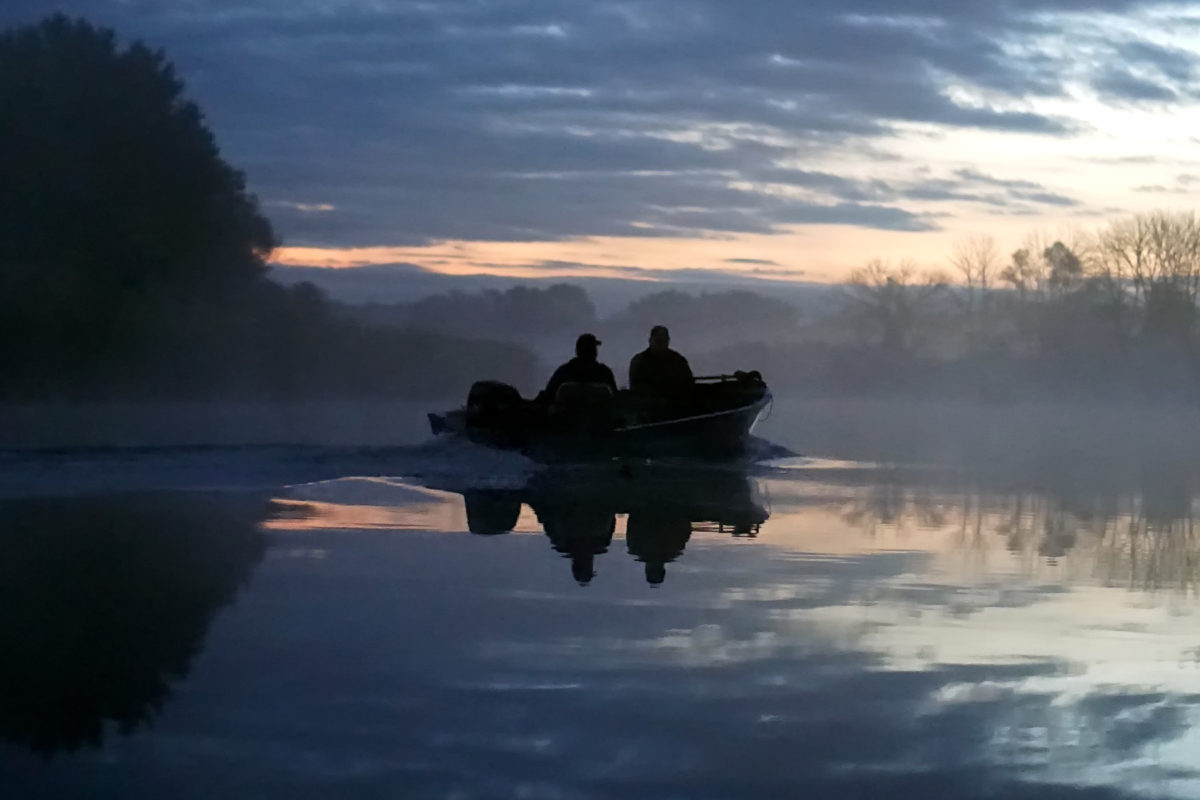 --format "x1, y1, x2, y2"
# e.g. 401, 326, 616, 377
551, 382, 614, 426
553, 381, 613, 404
